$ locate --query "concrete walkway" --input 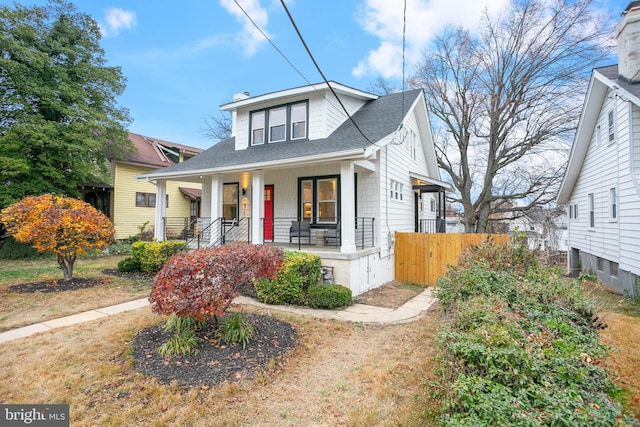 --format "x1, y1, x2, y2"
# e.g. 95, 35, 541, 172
0, 288, 437, 345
